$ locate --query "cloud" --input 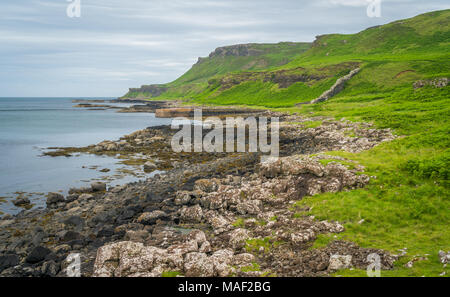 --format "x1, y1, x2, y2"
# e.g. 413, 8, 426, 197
0, 0, 448, 96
